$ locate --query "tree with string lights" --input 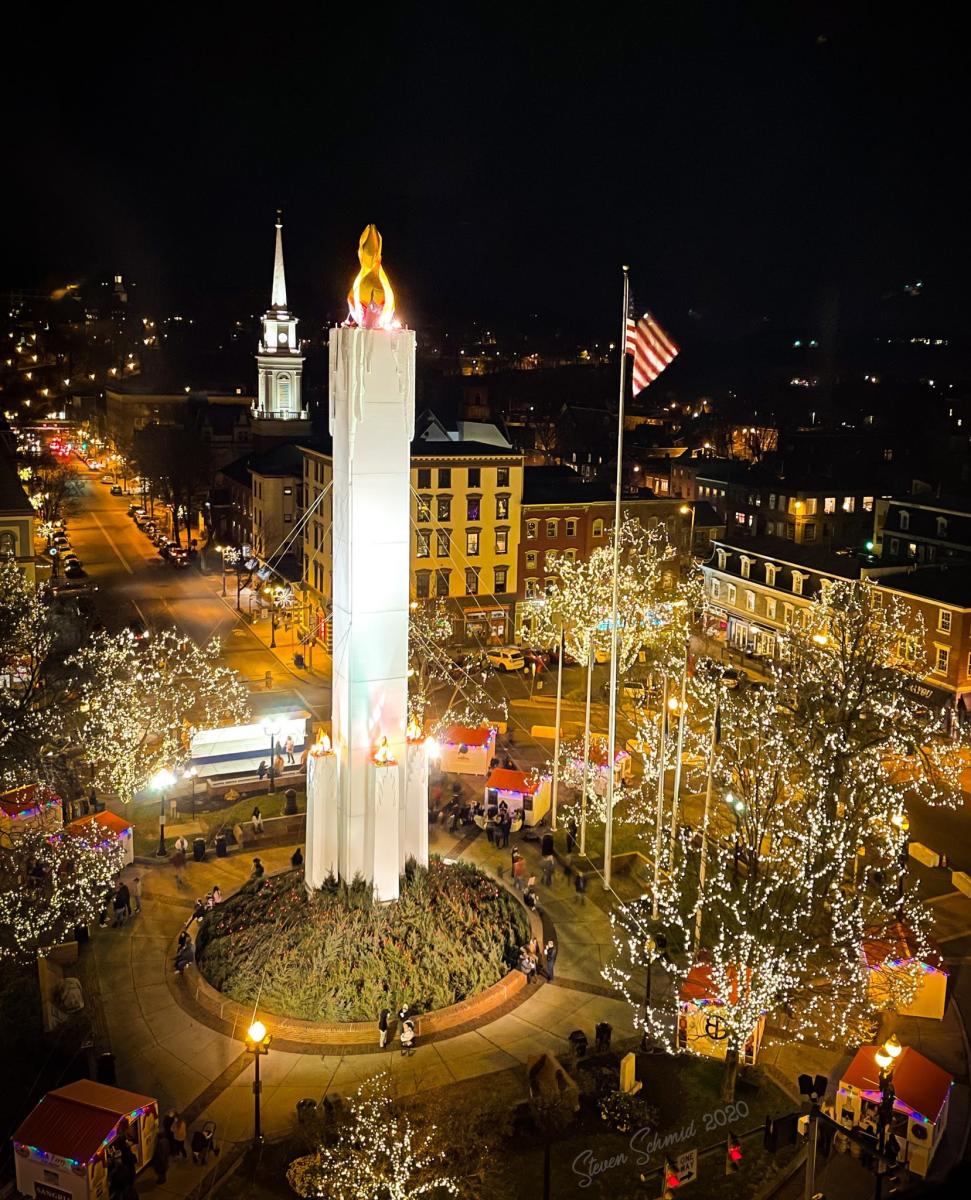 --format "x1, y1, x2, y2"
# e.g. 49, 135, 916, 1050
287, 1072, 459, 1200
70, 629, 250, 803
